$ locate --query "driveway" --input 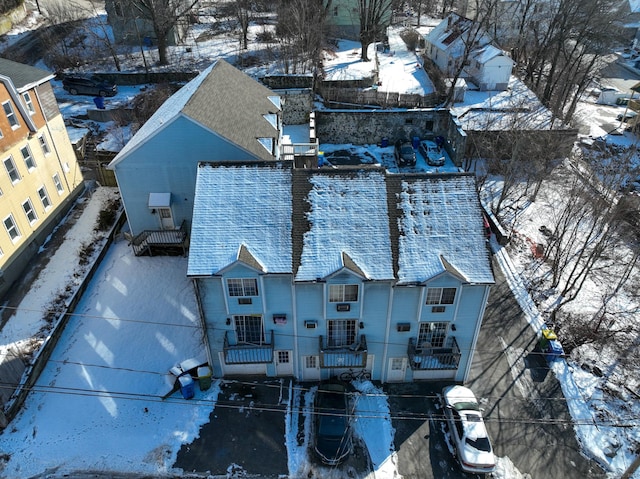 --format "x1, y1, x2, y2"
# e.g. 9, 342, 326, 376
388, 255, 606, 479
